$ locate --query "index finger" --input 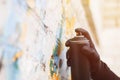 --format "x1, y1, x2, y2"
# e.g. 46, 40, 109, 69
75, 28, 94, 47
